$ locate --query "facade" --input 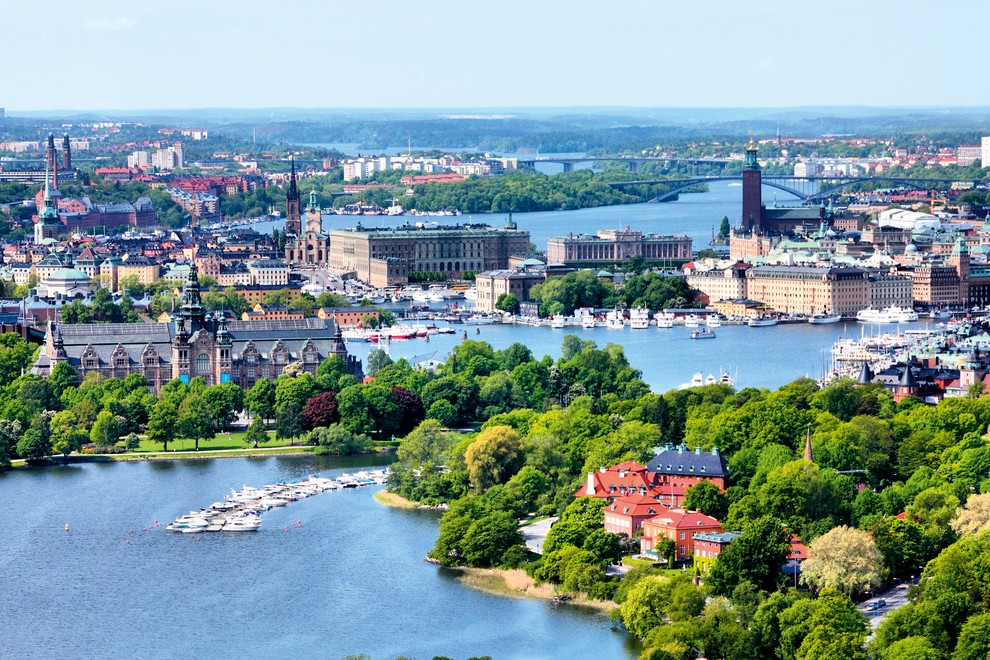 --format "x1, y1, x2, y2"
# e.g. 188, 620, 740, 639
247, 259, 290, 286
645, 445, 729, 508
316, 306, 379, 328
604, 494, 666, 537
285, 190, 331, 266
32, 264, 362, 392
684, 263, 749, 304
546, 227, 692, 266
982, 137, 990, 171
474, 269, 546, 312
639, 509, 722, 562
692, 531, 741, 575
329, 221, 530, 287
745, 266, 872, 316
